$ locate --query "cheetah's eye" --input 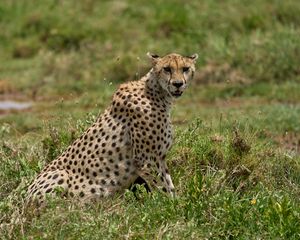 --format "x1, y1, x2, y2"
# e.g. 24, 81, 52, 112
182, 67, 190, 73
163, 67, 172, 73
